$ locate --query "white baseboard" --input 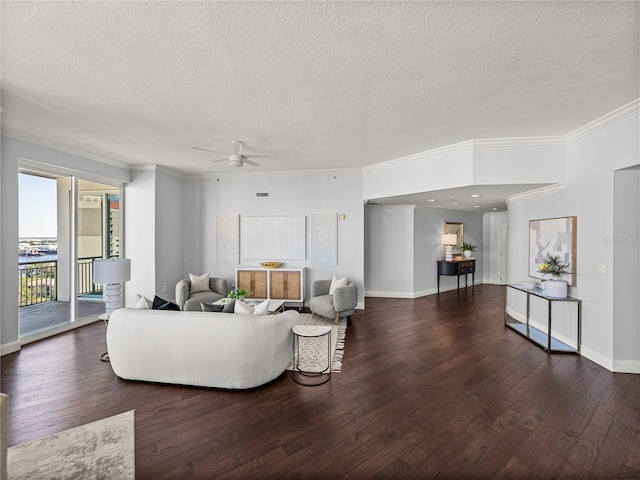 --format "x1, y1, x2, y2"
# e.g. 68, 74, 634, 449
611, 359, 640, 374
0, 340, 21, 356
366, 281, 483, 299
